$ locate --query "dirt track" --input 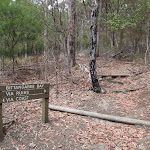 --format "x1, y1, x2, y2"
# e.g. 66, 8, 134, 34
0, 55, 150, 150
